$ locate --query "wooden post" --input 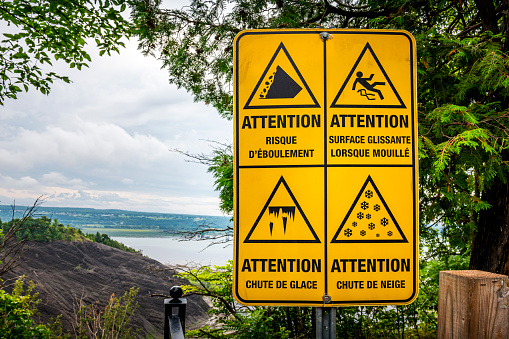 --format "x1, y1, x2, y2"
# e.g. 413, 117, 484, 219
438, 270, 509, 338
